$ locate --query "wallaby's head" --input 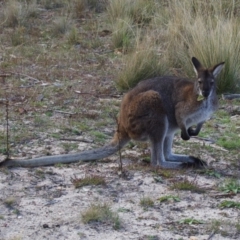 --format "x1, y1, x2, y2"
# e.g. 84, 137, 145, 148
192, 57, 225, 98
